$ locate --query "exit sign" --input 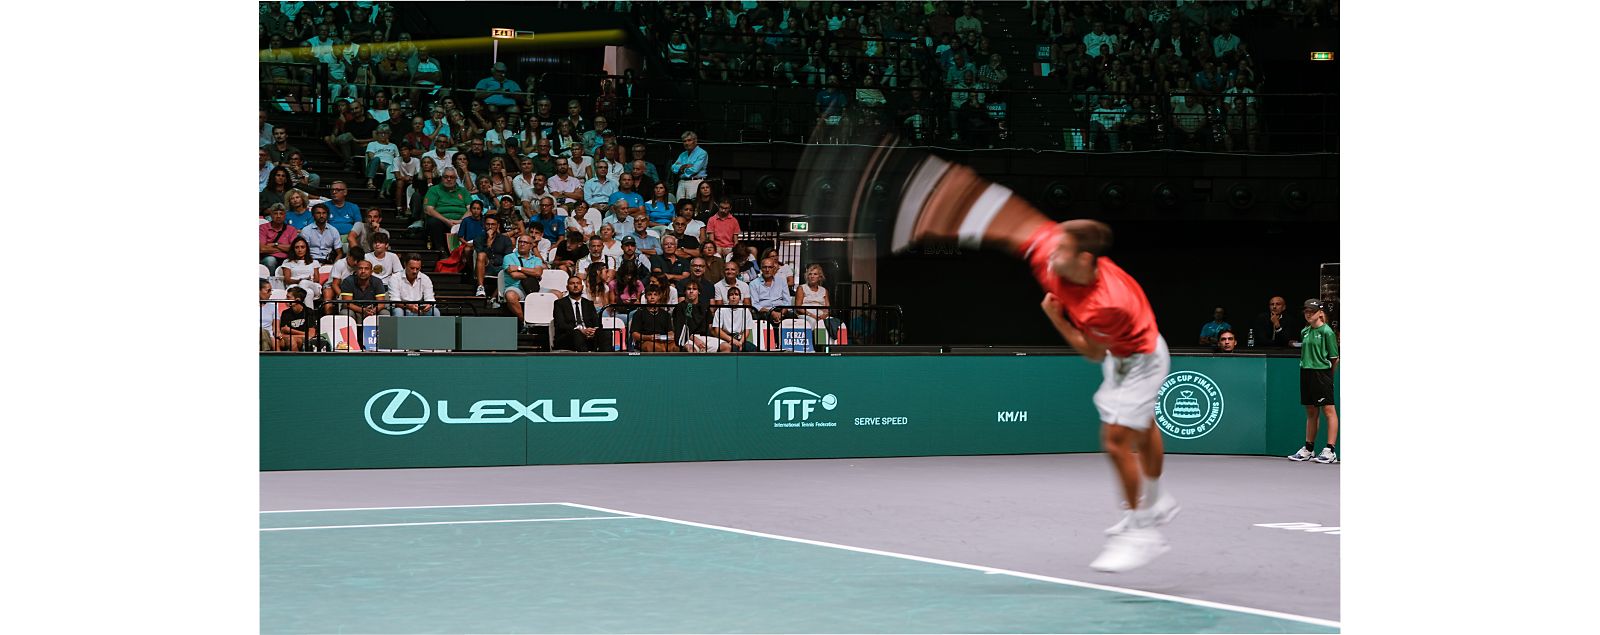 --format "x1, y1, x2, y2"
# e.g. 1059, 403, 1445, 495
789, 221, 809, 232
1310, 51, 1334, 61
491, 28, 515, 39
